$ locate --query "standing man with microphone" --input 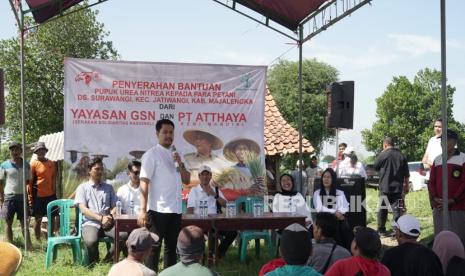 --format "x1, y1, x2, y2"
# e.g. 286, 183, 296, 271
137, 119, 191, 272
